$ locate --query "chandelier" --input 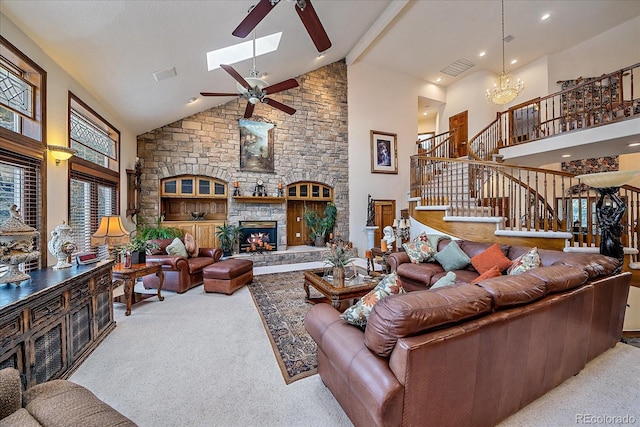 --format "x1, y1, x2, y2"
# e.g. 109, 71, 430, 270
486, 0, 524, 105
